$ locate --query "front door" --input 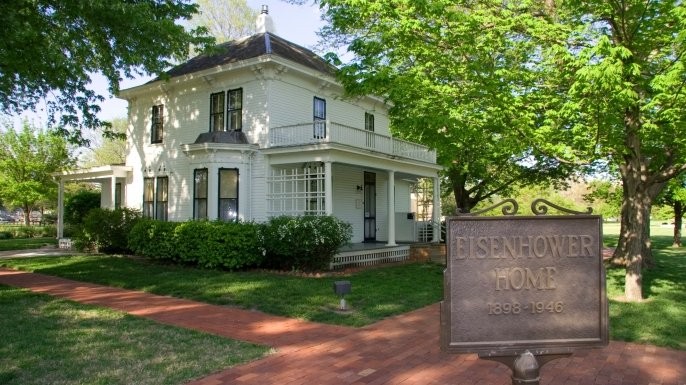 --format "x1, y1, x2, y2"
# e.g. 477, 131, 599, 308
364, 172, 376, 241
